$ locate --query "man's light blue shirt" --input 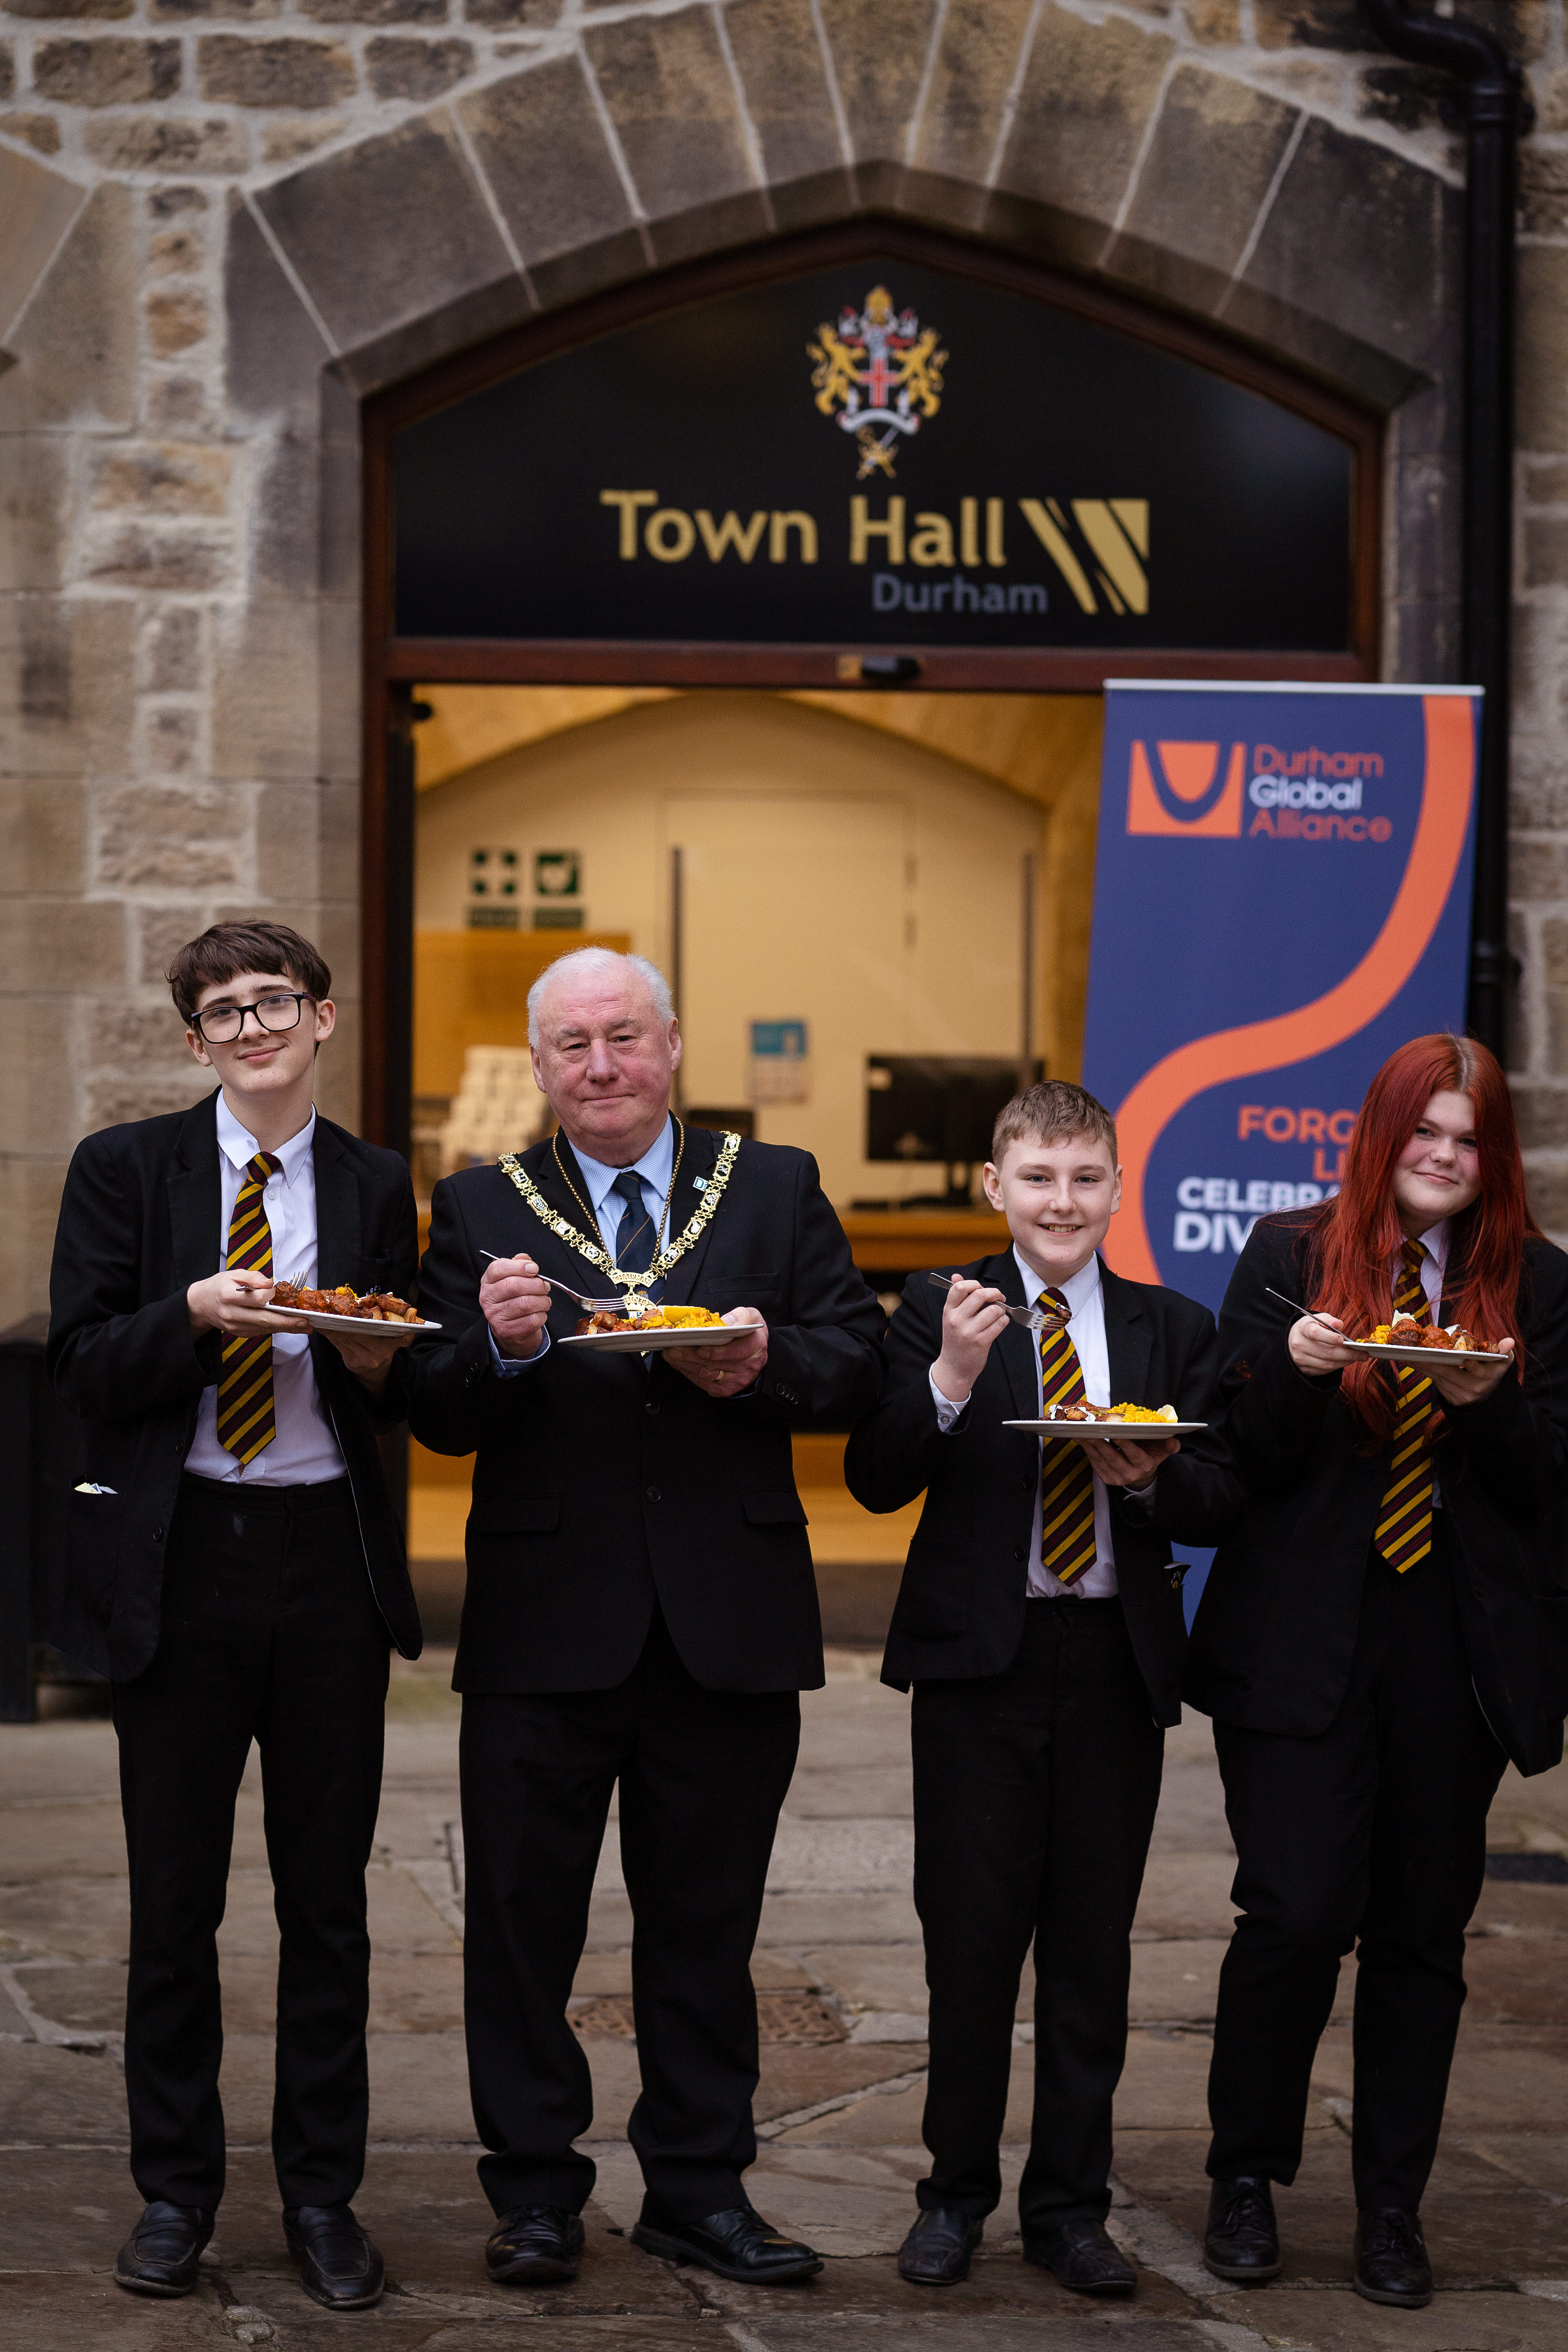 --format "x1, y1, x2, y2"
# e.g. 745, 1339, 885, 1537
490, 1117, 677, 1376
